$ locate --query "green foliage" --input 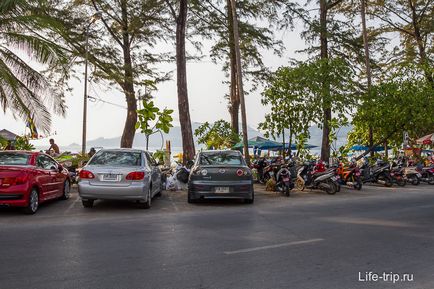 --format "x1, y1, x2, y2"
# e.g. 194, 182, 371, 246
194, 120, 240, 150
0, 0, 68, 134
153, 150, 166, 165
14, 136, 35, 151
348, 68, 434, 147
259, 58, 358, 146
135, 100, 174, 149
